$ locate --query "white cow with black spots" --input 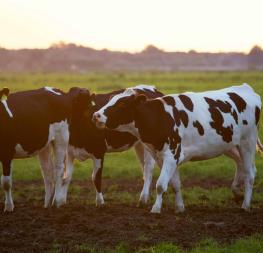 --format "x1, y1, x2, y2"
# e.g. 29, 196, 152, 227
93, 83, 262, 213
